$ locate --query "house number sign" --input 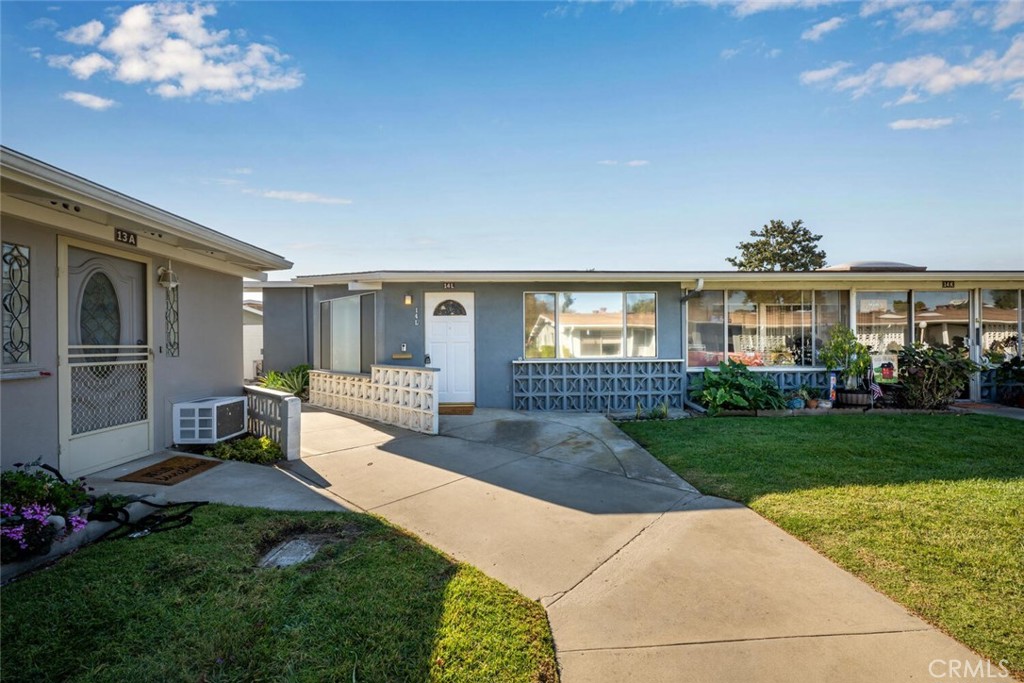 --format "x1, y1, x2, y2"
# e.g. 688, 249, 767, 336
442, 282, 455, 290
114, 228, 138, 247
941, 281, 955, 288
